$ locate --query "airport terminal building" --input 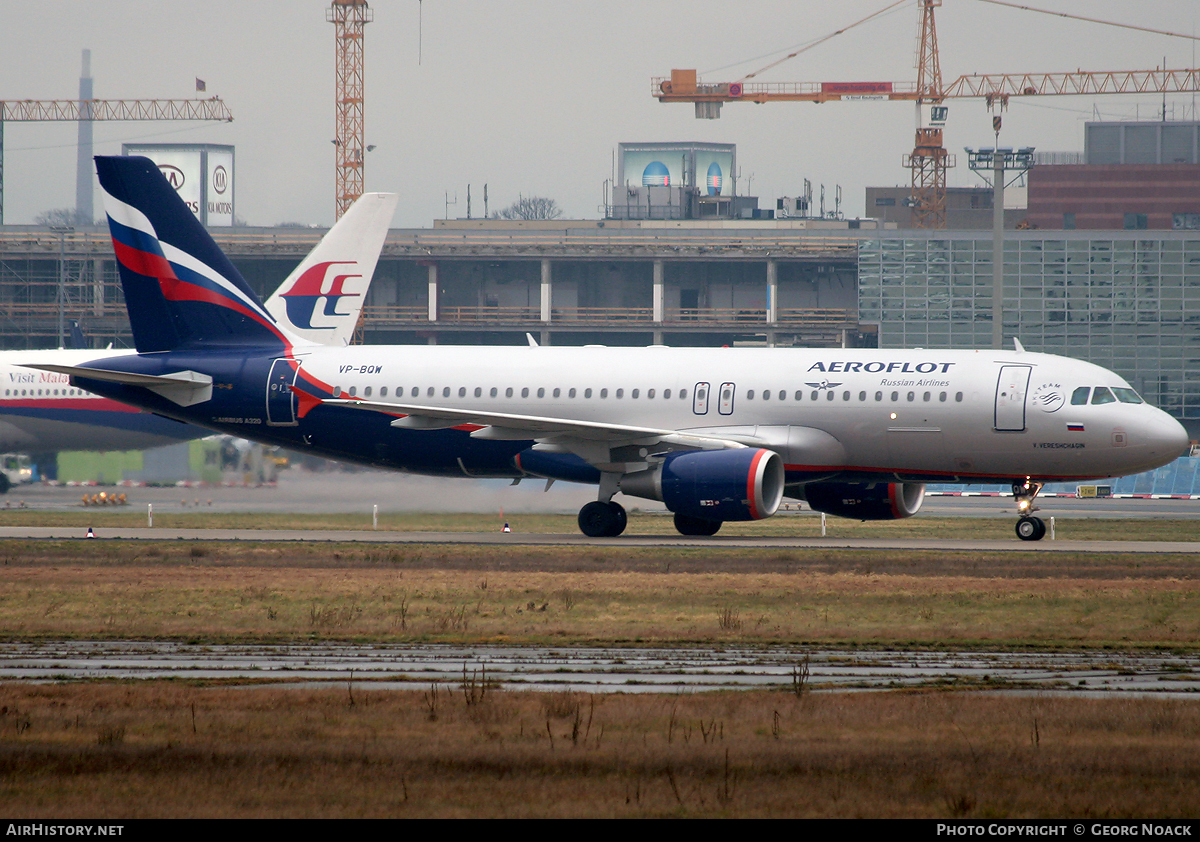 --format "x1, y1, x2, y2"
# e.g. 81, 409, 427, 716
2, 123, 1199, 436
2, 221, 1199, 435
